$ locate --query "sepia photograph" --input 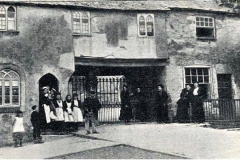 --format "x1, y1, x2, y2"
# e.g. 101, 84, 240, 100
0, 0, 240, 159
